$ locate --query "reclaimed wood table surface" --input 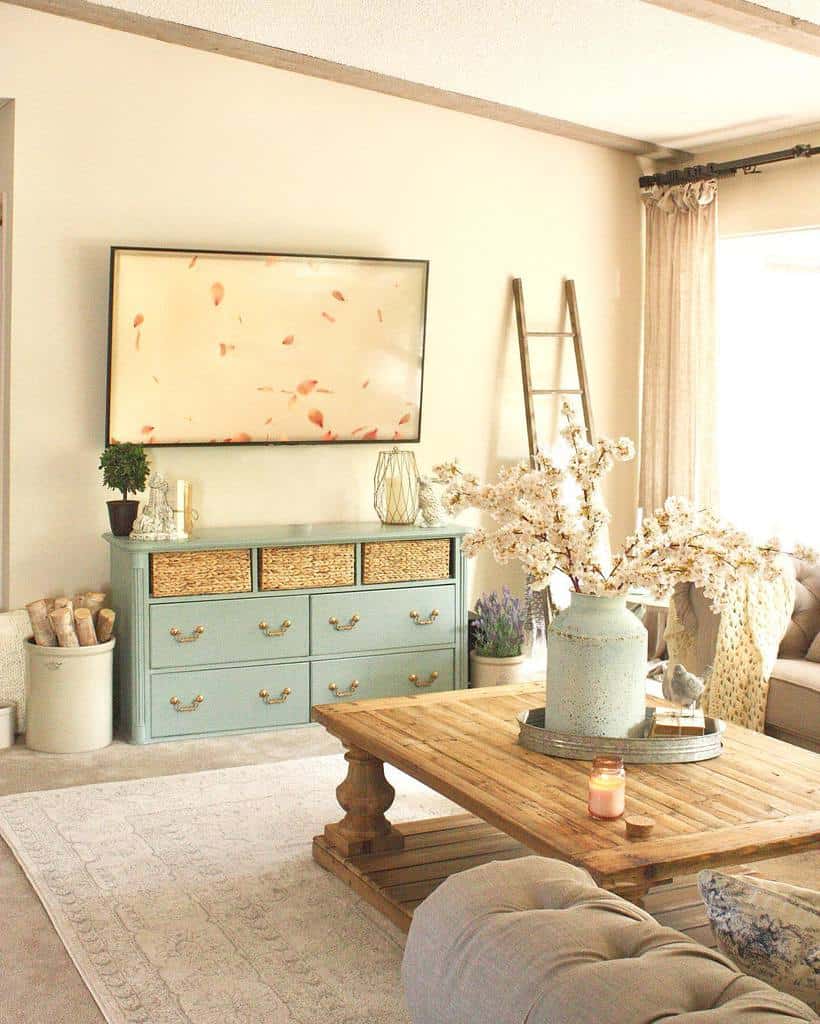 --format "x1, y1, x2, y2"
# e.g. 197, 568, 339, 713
312, 683, 819, 933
